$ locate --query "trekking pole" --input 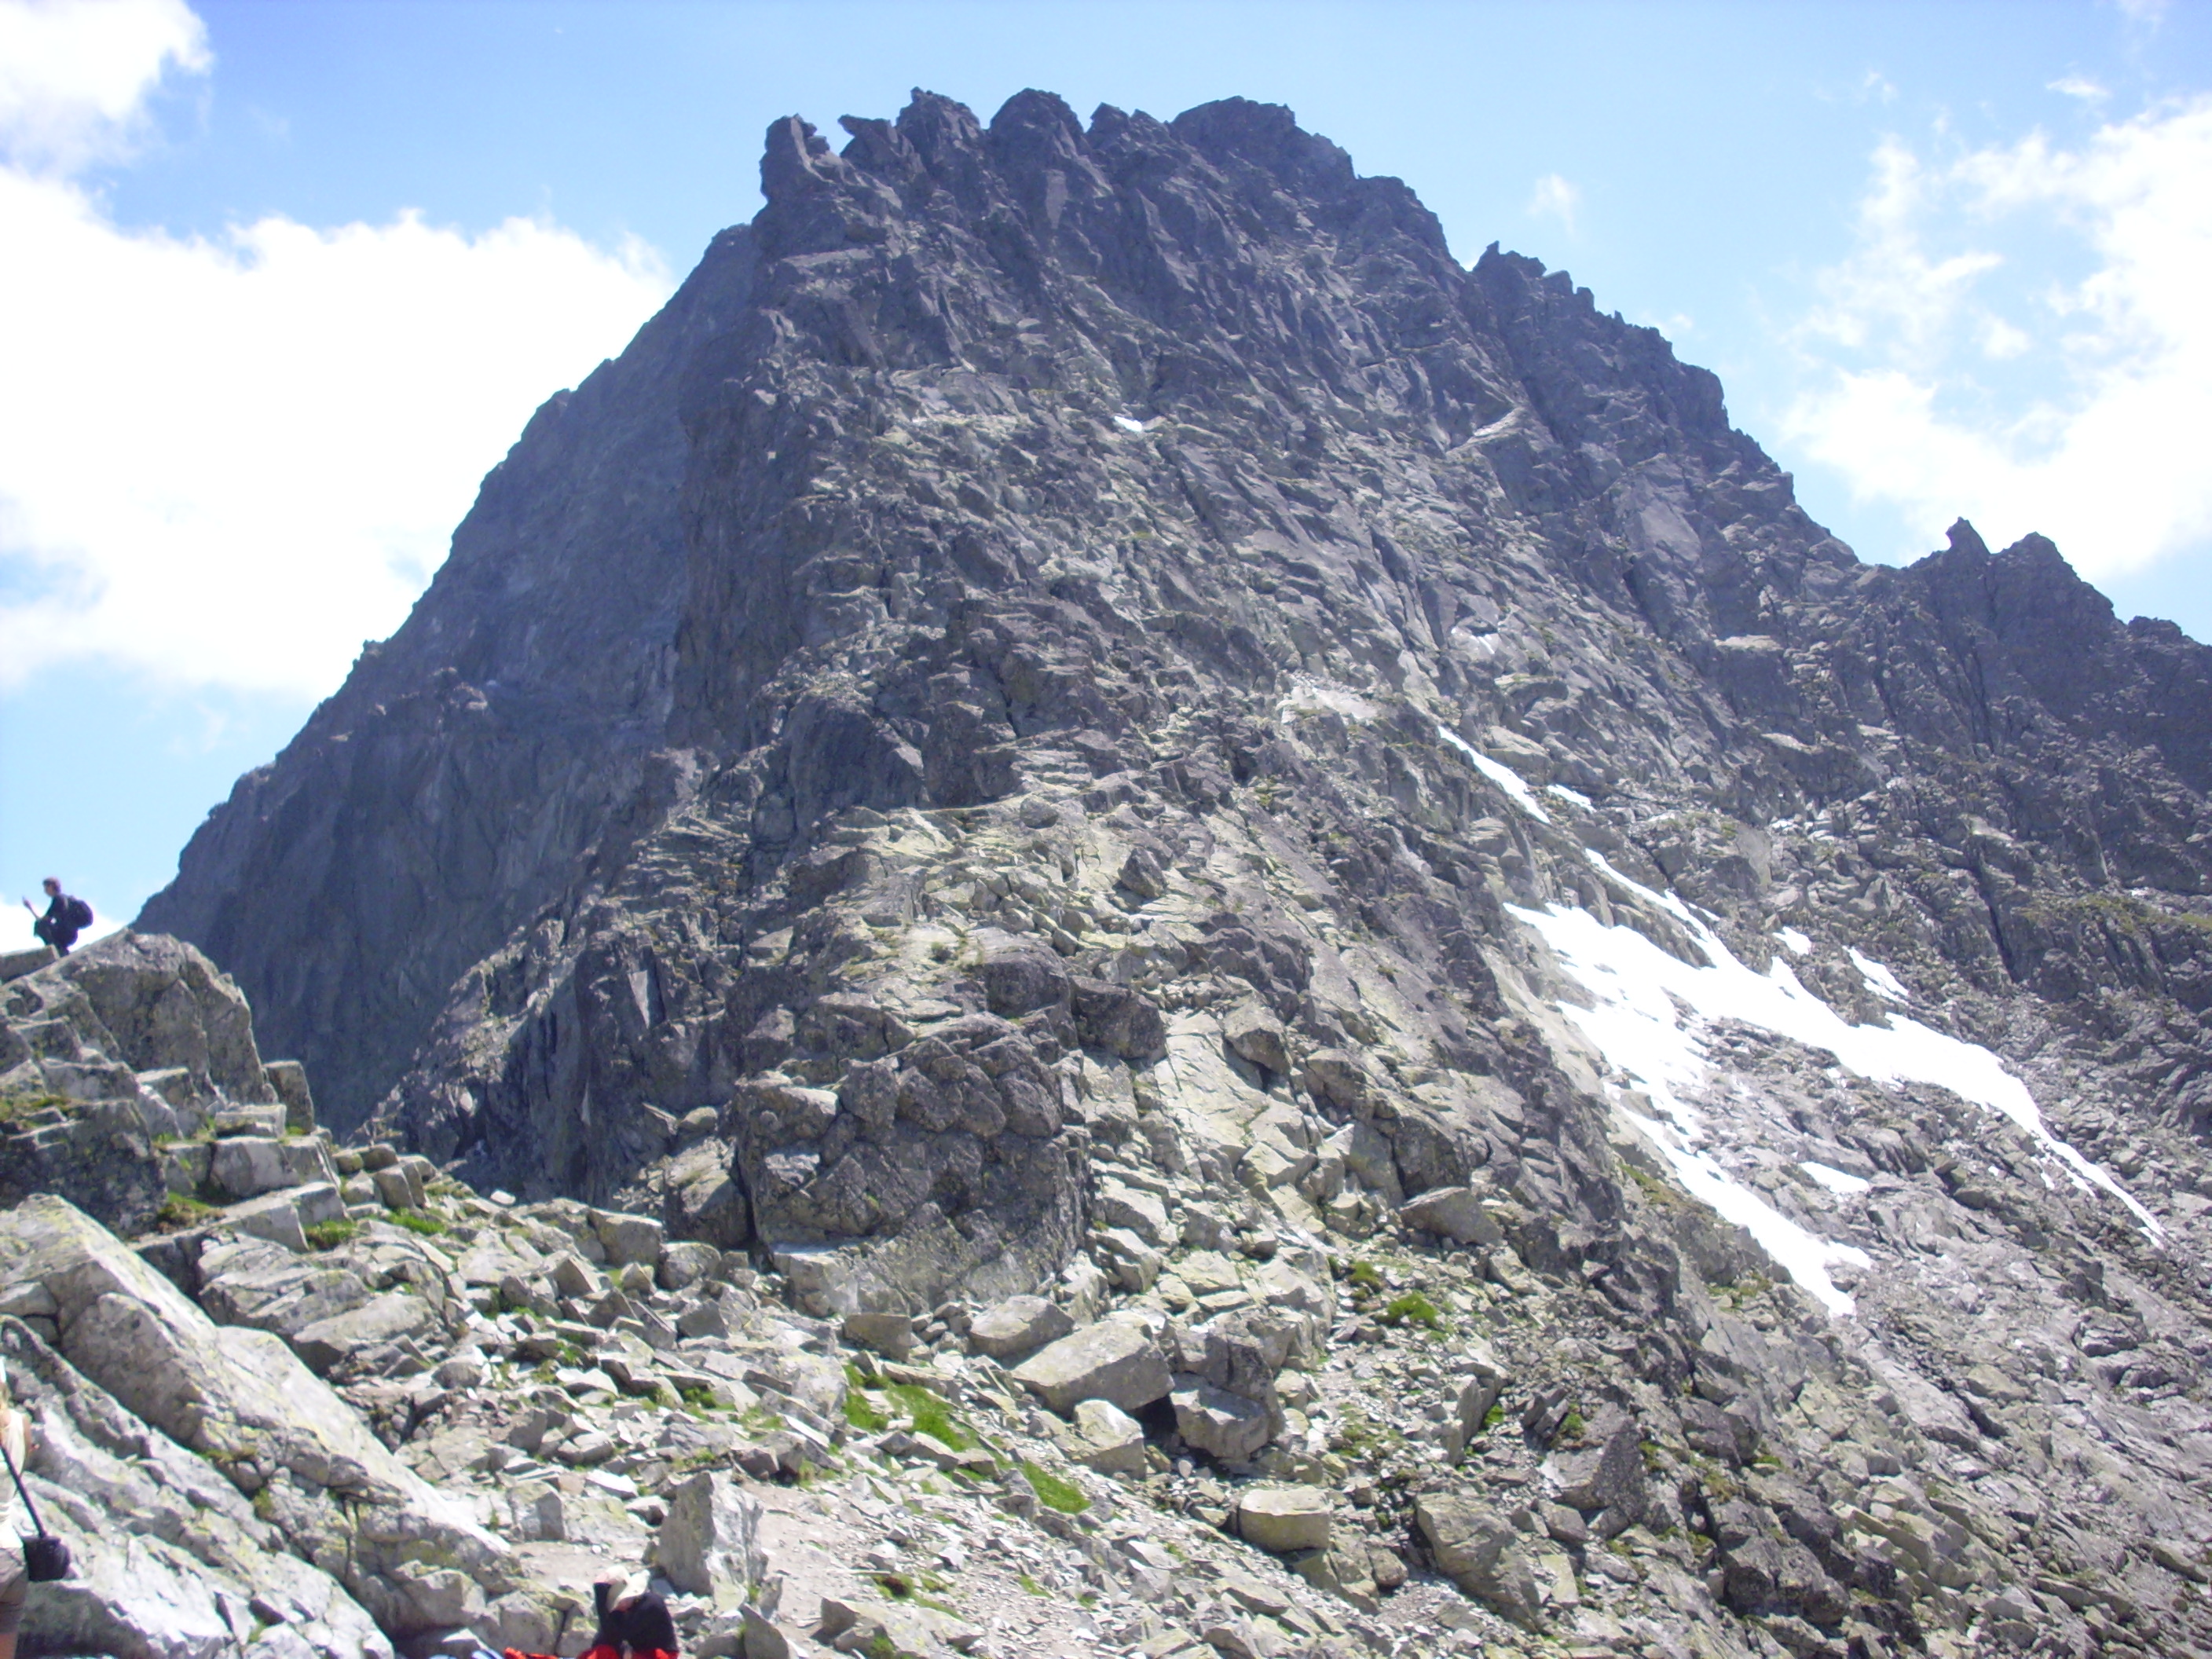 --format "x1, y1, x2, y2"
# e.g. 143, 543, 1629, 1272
0, 1428, 71, 1582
